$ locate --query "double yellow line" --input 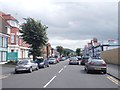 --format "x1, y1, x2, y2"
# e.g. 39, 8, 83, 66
107, 76, 120, 86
